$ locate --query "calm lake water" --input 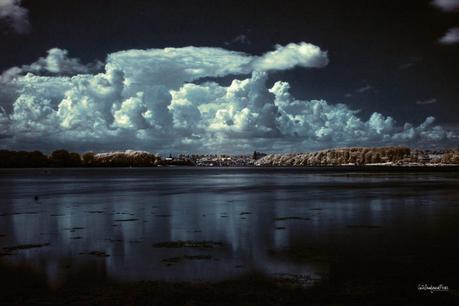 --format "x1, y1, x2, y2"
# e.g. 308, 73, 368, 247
1, 168, 459, 290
